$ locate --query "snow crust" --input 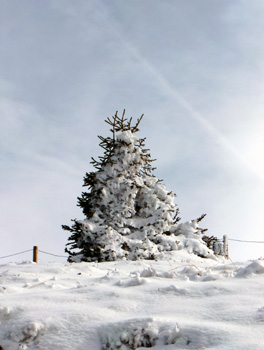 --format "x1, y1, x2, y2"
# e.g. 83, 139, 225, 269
0, 253, 263, 349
